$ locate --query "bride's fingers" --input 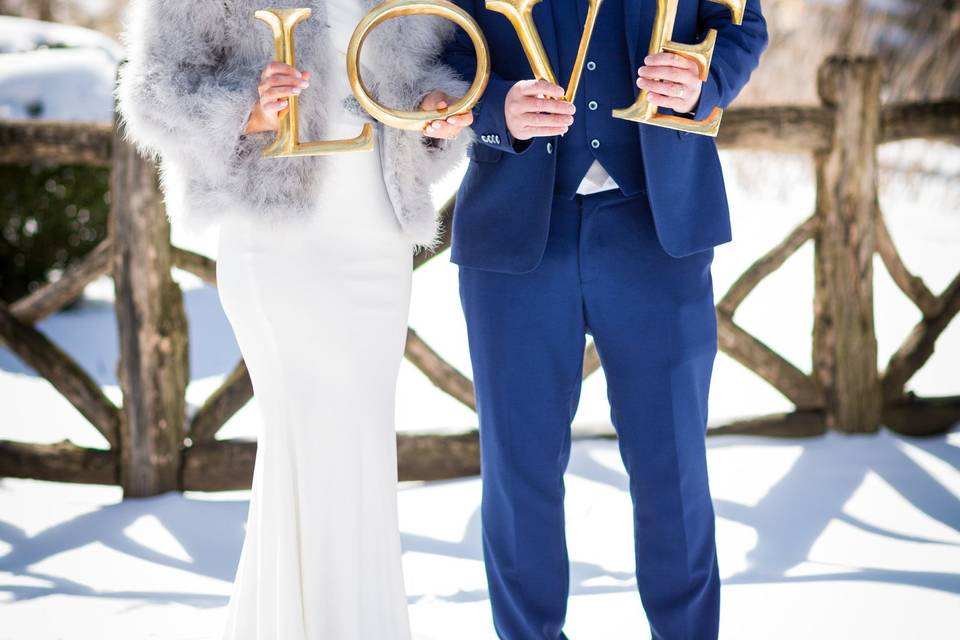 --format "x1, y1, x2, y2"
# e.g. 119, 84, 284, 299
419, 92, 448, 112
444, 112, 474, 127
261, 62, 310, 81
260, 74, 308, 92
262, 99, 289, 113
423, 107, 475, 137
260, 85, 304, 102
423, 120, 450, 138
261, 62, 296, 80
424, 120, 465, 139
